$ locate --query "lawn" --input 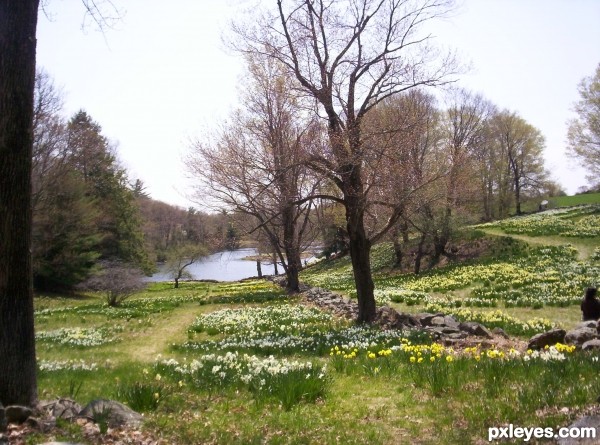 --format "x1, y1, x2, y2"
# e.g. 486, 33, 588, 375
31, 208, 600, 444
